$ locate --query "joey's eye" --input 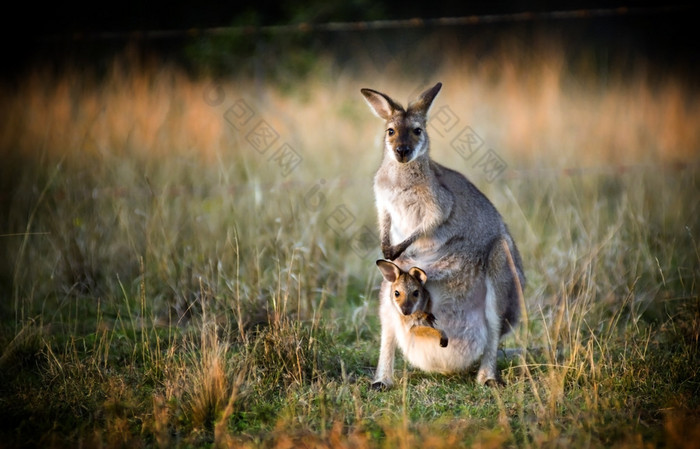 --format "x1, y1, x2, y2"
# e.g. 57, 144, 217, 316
413, 128, 422, 135
394, 290, 400, 298
412, 290, 419, 297
387, 128, 395, 136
